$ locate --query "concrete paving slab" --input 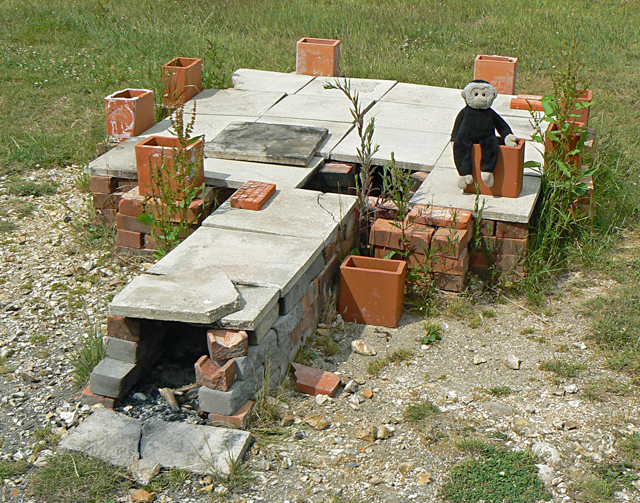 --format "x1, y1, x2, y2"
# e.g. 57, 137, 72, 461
296, 76, 397, 102
330, 126, 450, 171
140, 419, 252, 475
232, 68, 314, 94
365, 101, 458, 133
183, 88, 286, 116
205, 122, 327, 166
434, 140, 545, 176
109, 268, 240, 324
217, 285, 280, 342
379, 82, 463, 108
262, 94, 369, 123
410, 165, 541, 223
147, 226, 324, 296
193, 115, 259, 146
256, 117, 353, 159
86, 118, 173, 178
203, 188, 356, 246
204, 156, 322, 189
59, 409, 141, 468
